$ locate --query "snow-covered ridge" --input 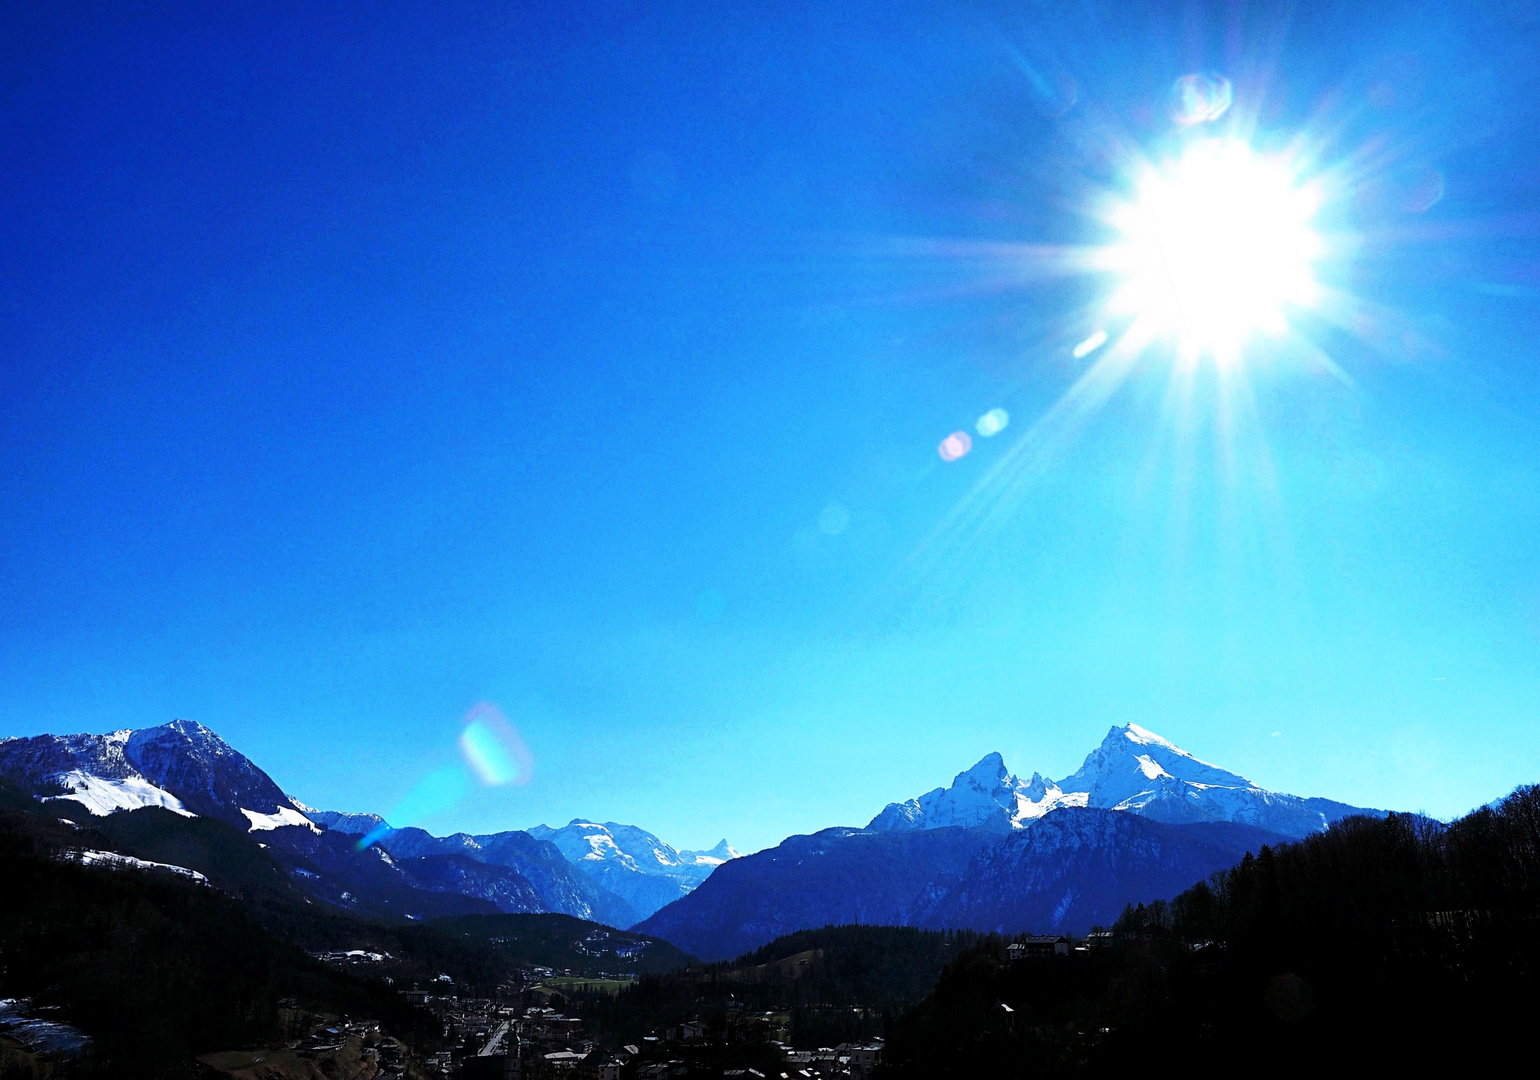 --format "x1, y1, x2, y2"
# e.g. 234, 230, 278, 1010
868, 723, 1378, 840
527, 819, 738, 879
523, 820, 740, 921
308, 809, 387, 835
